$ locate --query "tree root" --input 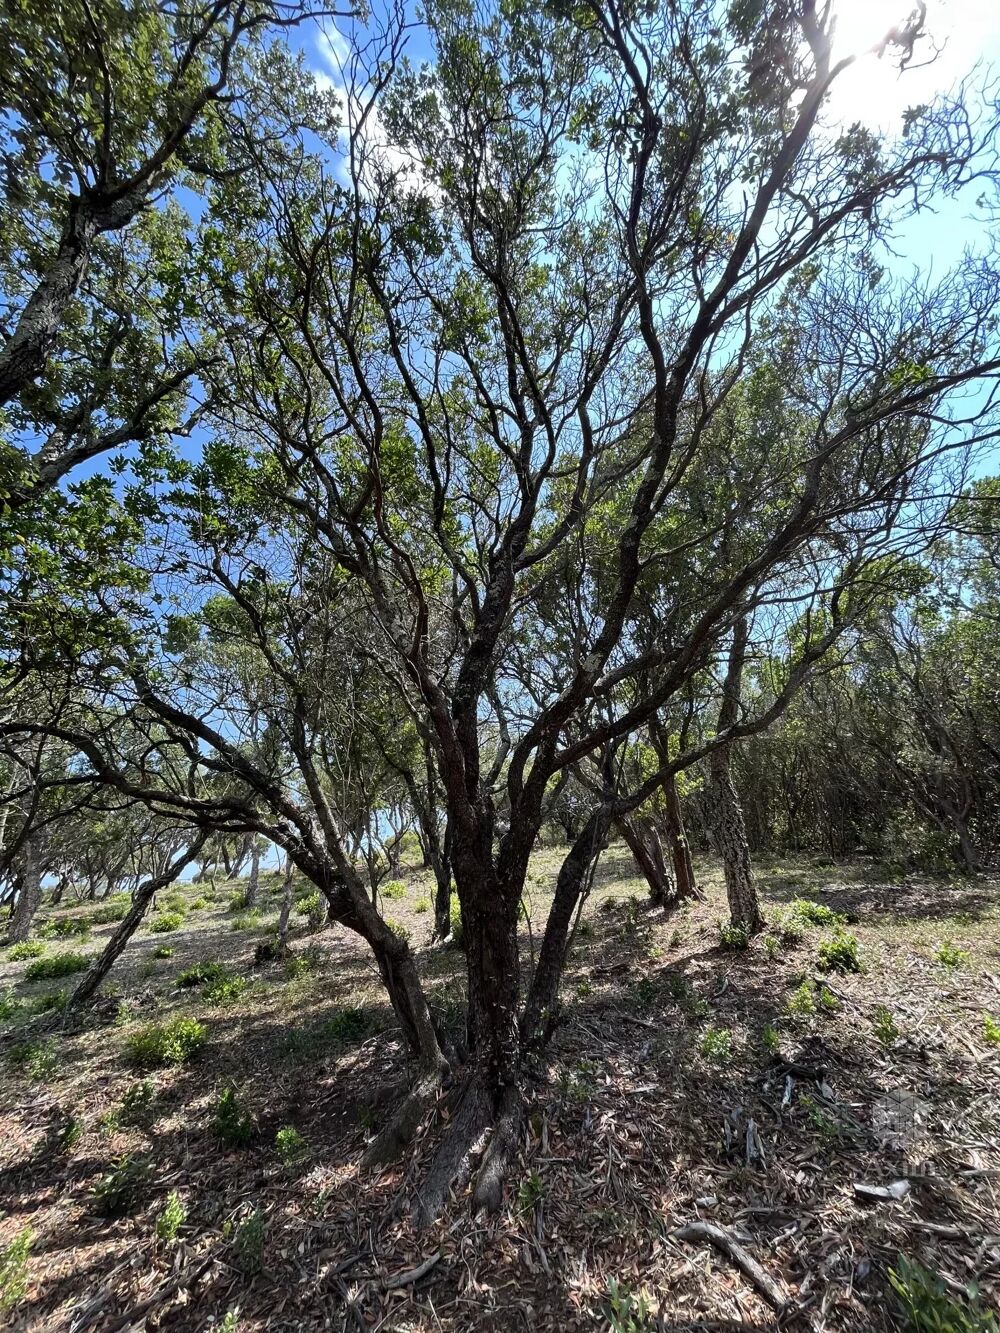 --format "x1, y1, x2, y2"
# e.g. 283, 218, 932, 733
411, 1076, 493, 1229
362, 1070, 445, 1170
471, 1084, 524, 1215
